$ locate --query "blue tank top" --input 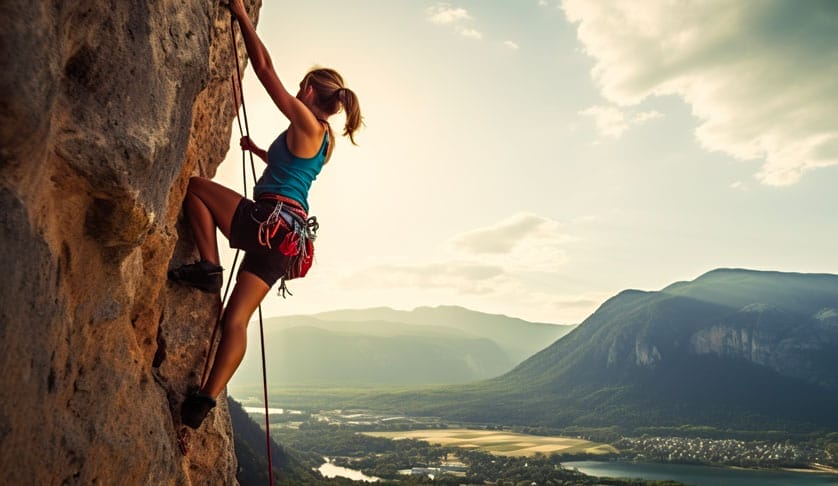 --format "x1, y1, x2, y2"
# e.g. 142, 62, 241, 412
253, 130, 328, 212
